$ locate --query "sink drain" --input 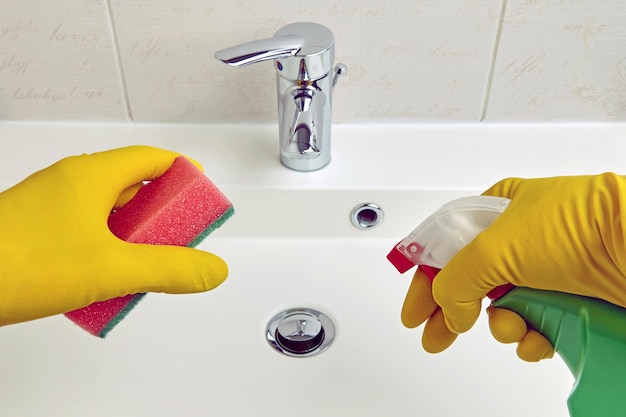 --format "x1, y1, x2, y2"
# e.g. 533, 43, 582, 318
266, 308, 335, 357
351, 203, 384, 230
